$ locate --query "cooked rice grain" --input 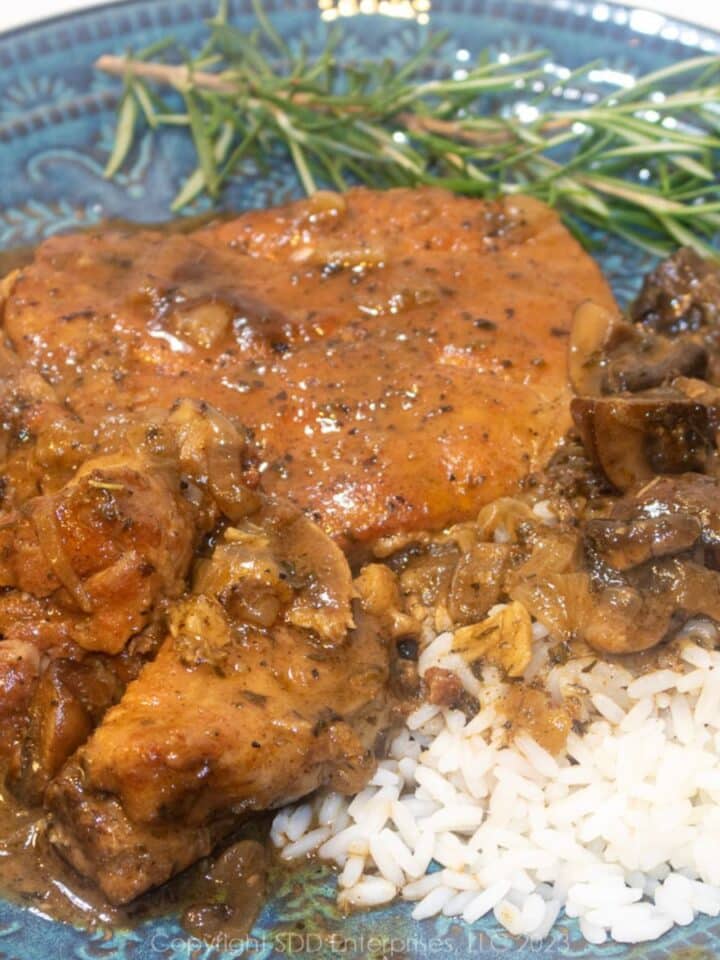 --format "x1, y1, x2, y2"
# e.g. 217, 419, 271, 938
273, 641, 720, 945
